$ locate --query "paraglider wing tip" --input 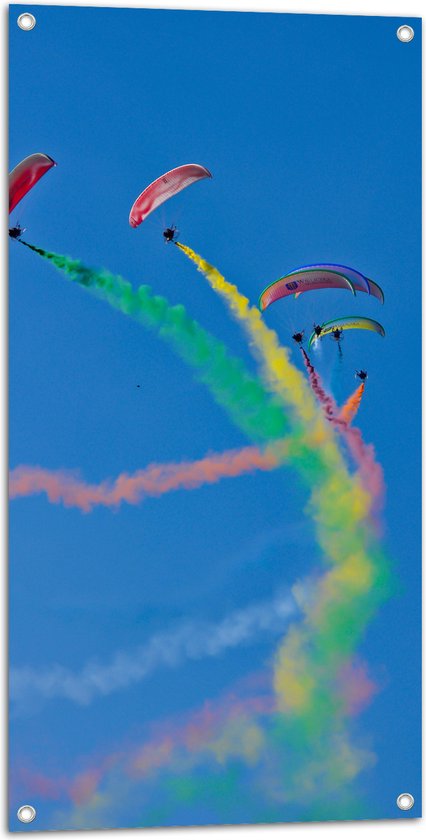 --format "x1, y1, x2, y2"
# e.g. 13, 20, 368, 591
195, 164, 212, 178
375, 283, 385, 304
39, 153, 56, 166
129, 216, 138, 228
195, 165, 212, 178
